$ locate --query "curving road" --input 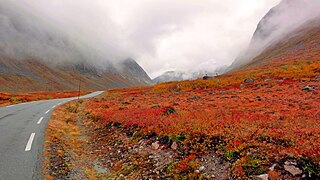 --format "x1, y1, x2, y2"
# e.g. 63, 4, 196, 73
0, 91, 103, 180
